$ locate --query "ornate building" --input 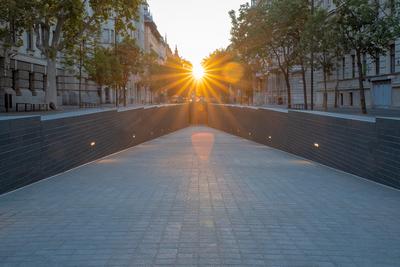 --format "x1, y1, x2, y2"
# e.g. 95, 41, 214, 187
0, 2, 166, 111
